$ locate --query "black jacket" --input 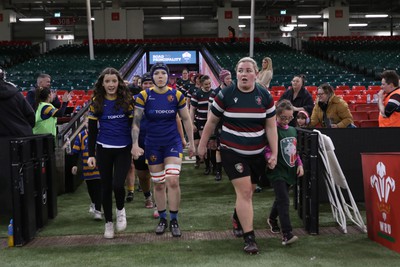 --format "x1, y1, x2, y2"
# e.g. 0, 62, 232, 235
26, 87, 61, 109
0, 80, 35, 137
